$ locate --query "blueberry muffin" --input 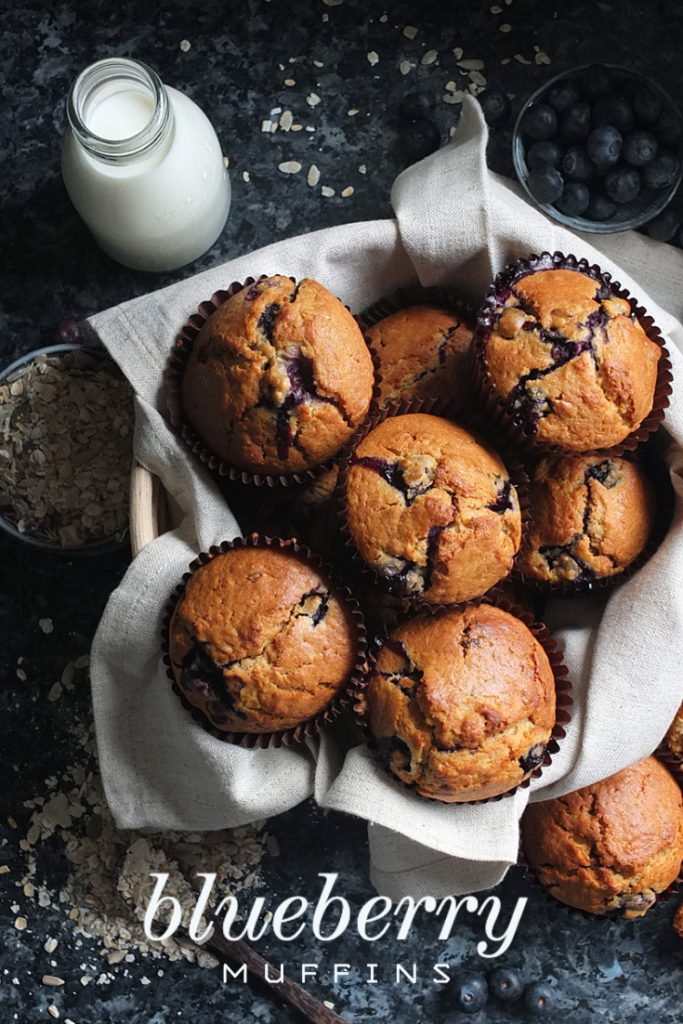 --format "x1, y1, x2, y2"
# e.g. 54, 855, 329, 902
518, 454, 655, 585
180, 276, 375, 476
168, 544, 359, 734
666, 701, 683, 760
366, 304, 474, 410
522, 756, 683, 918
480, 265, 661, 451
364, 603, 557, 802
344, 413, 522, 604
